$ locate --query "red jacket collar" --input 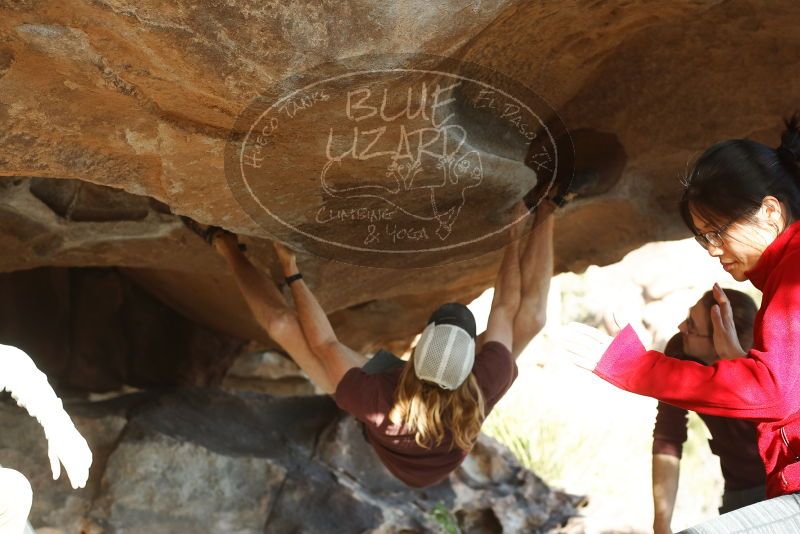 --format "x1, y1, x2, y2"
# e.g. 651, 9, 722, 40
745, 220, 800, 289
